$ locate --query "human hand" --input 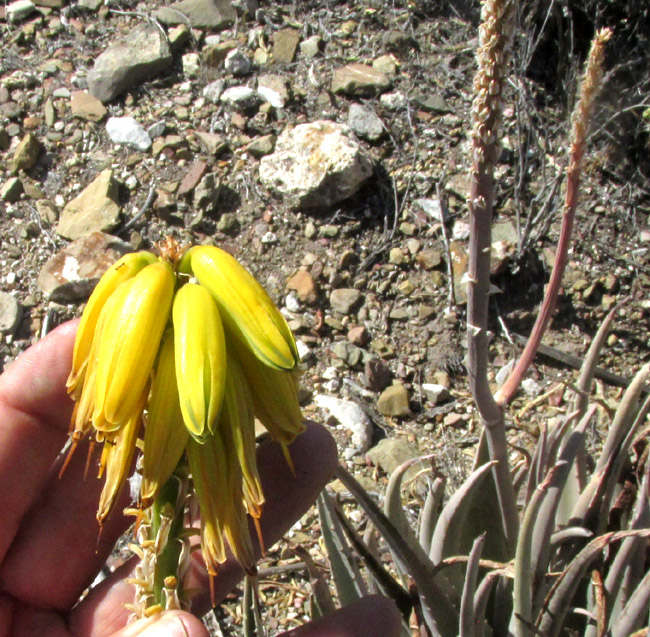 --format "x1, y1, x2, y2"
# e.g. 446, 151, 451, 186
0, 321, 400, 636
